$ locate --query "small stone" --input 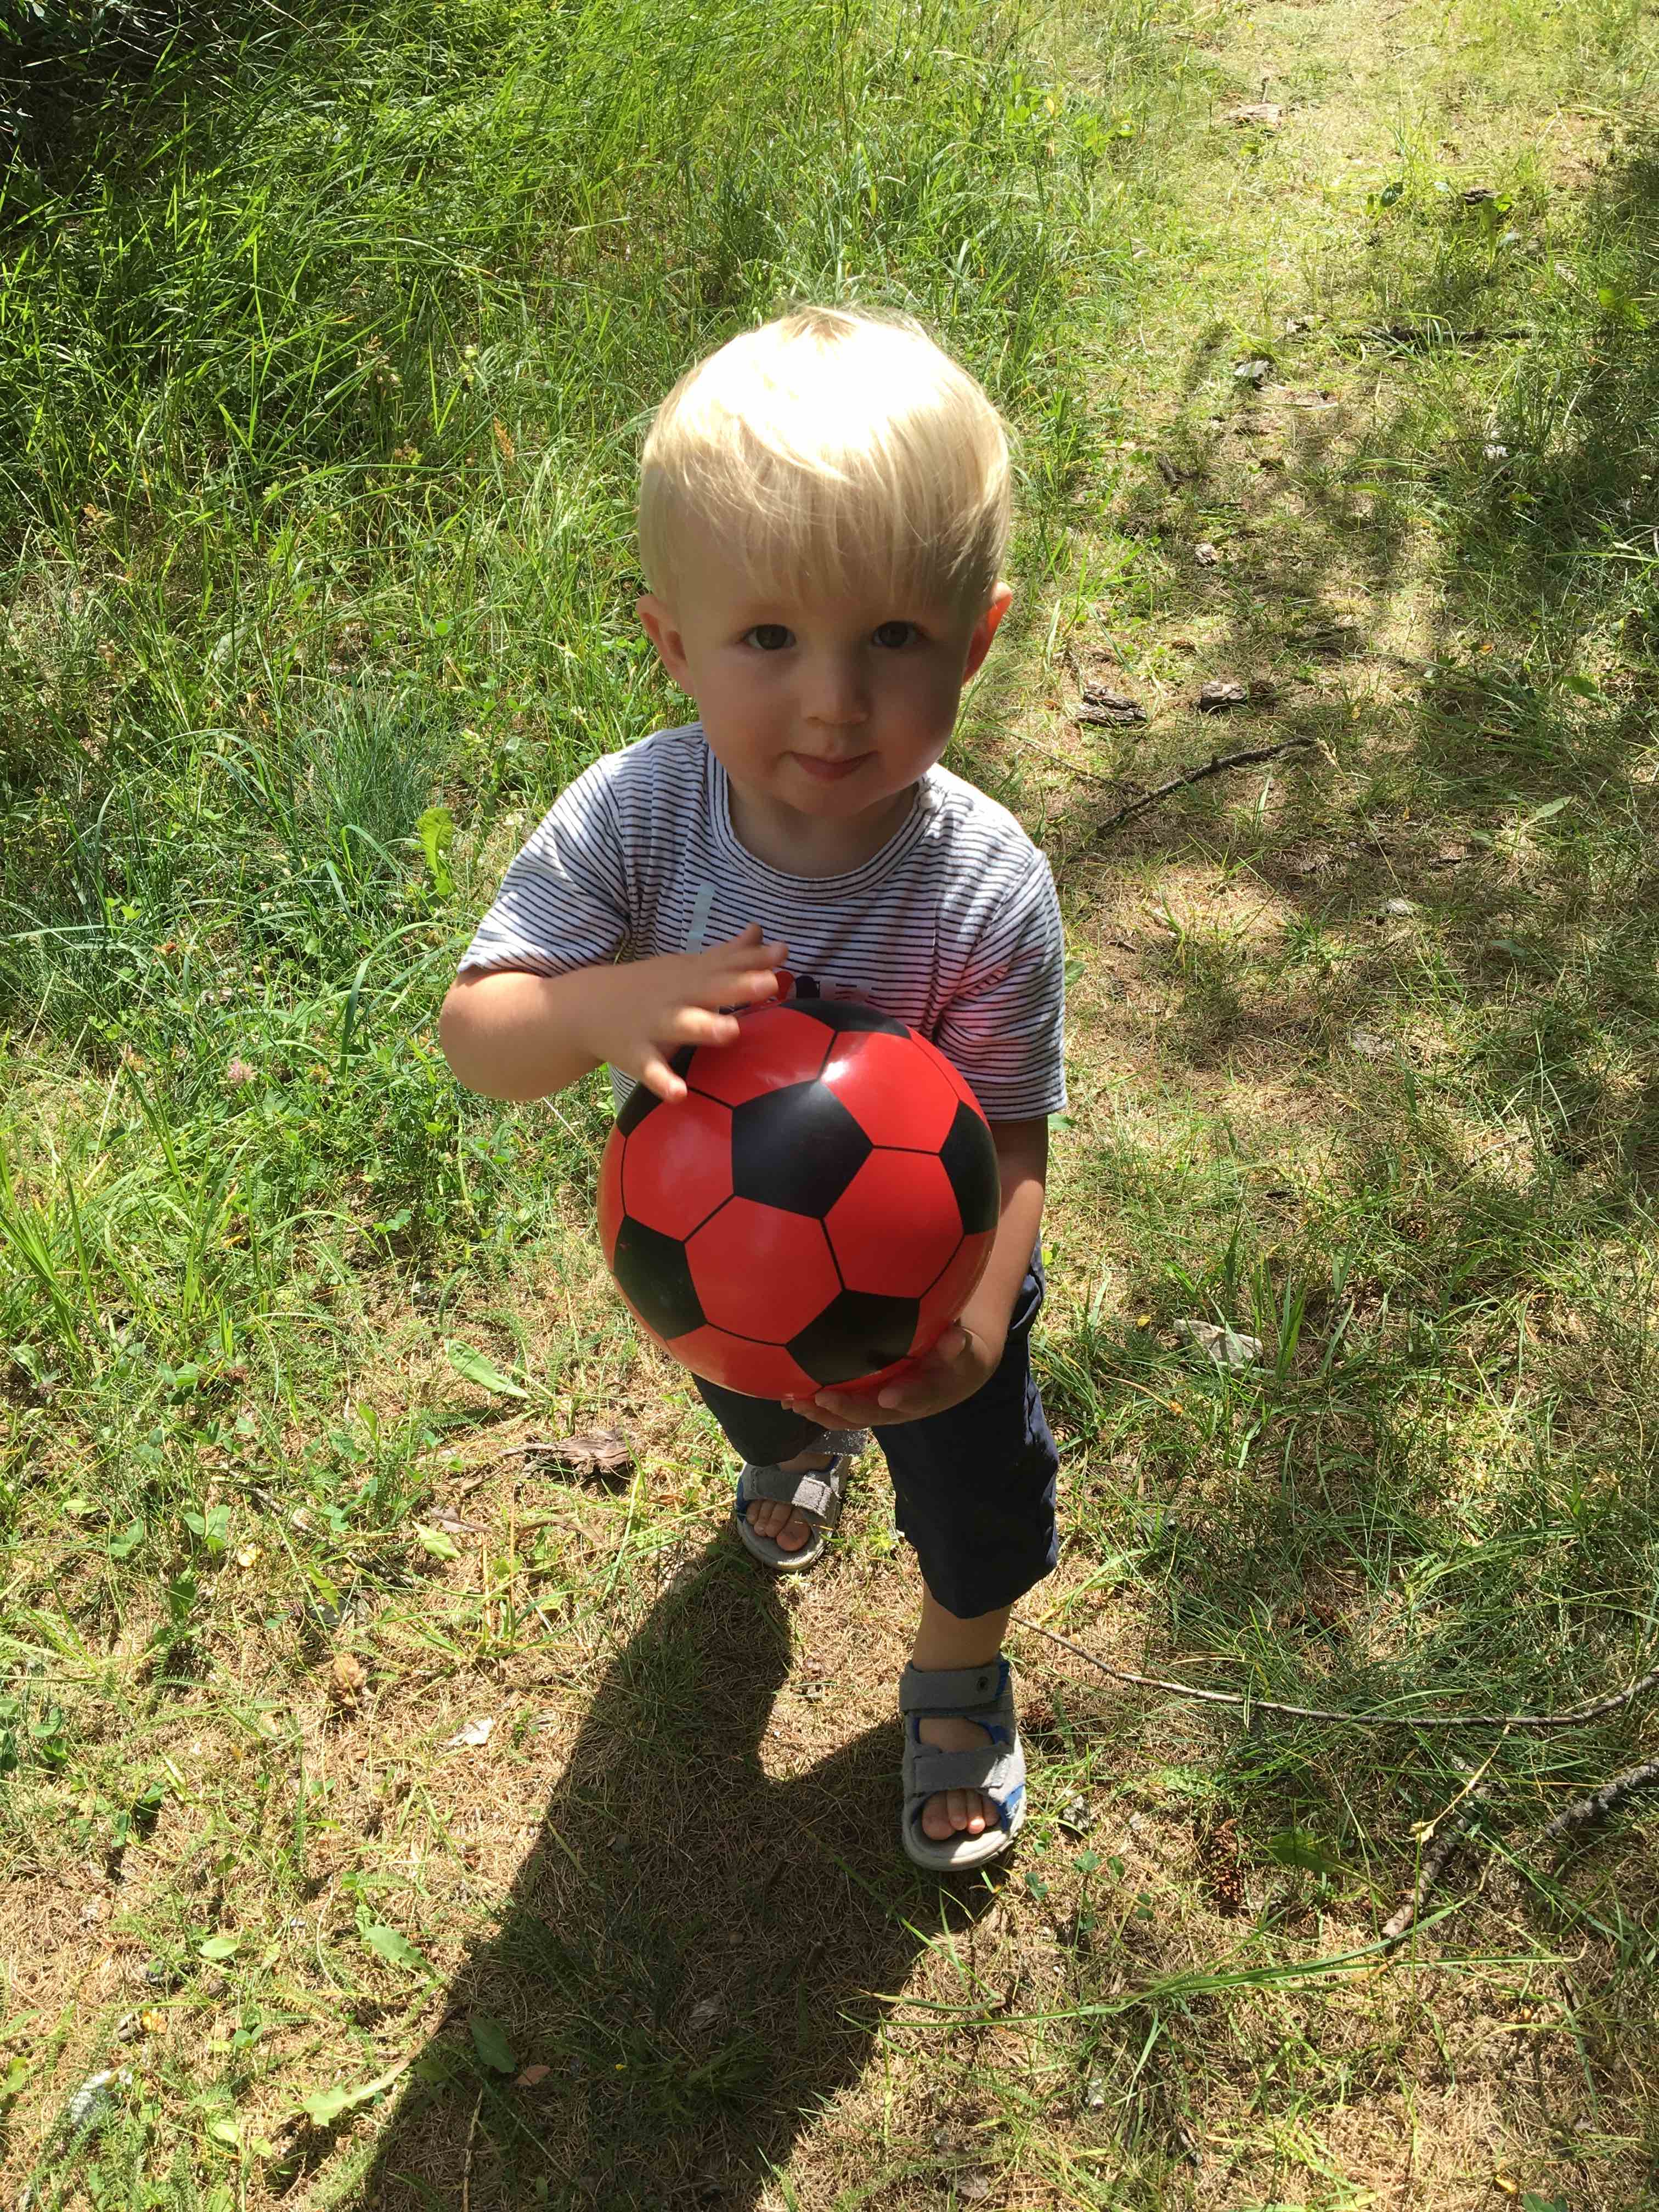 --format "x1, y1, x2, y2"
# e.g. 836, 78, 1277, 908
1196, 680, 1249, 711
1173, 1318, 1263, 1369
444, 1714, 495, 1749
1194, 541, 1220, 566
